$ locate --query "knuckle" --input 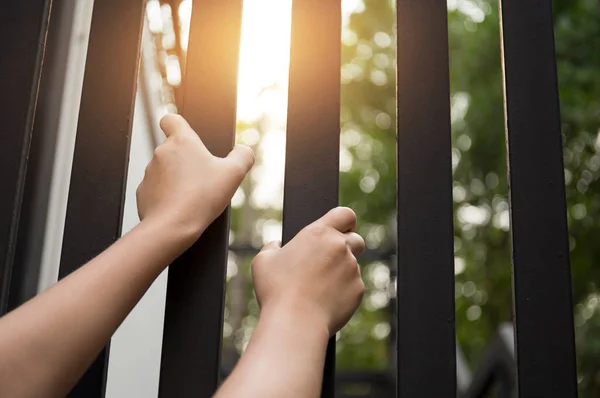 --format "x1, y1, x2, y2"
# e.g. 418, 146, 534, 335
307, 222, 327, 238
153, 144, 166, 158
348, 255, 359, 270
143, 160, 152, 174
242, 145, 256, 166
356, 280, 366, 299
252, 252, 268, 269
170, 132, 190, 146
234, 144, 255, 166
355, 235, 366, 254
331, 235, 348, 254
141, 165, 152, 183
253, 252, 264, 265
227, 159, 248, 179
